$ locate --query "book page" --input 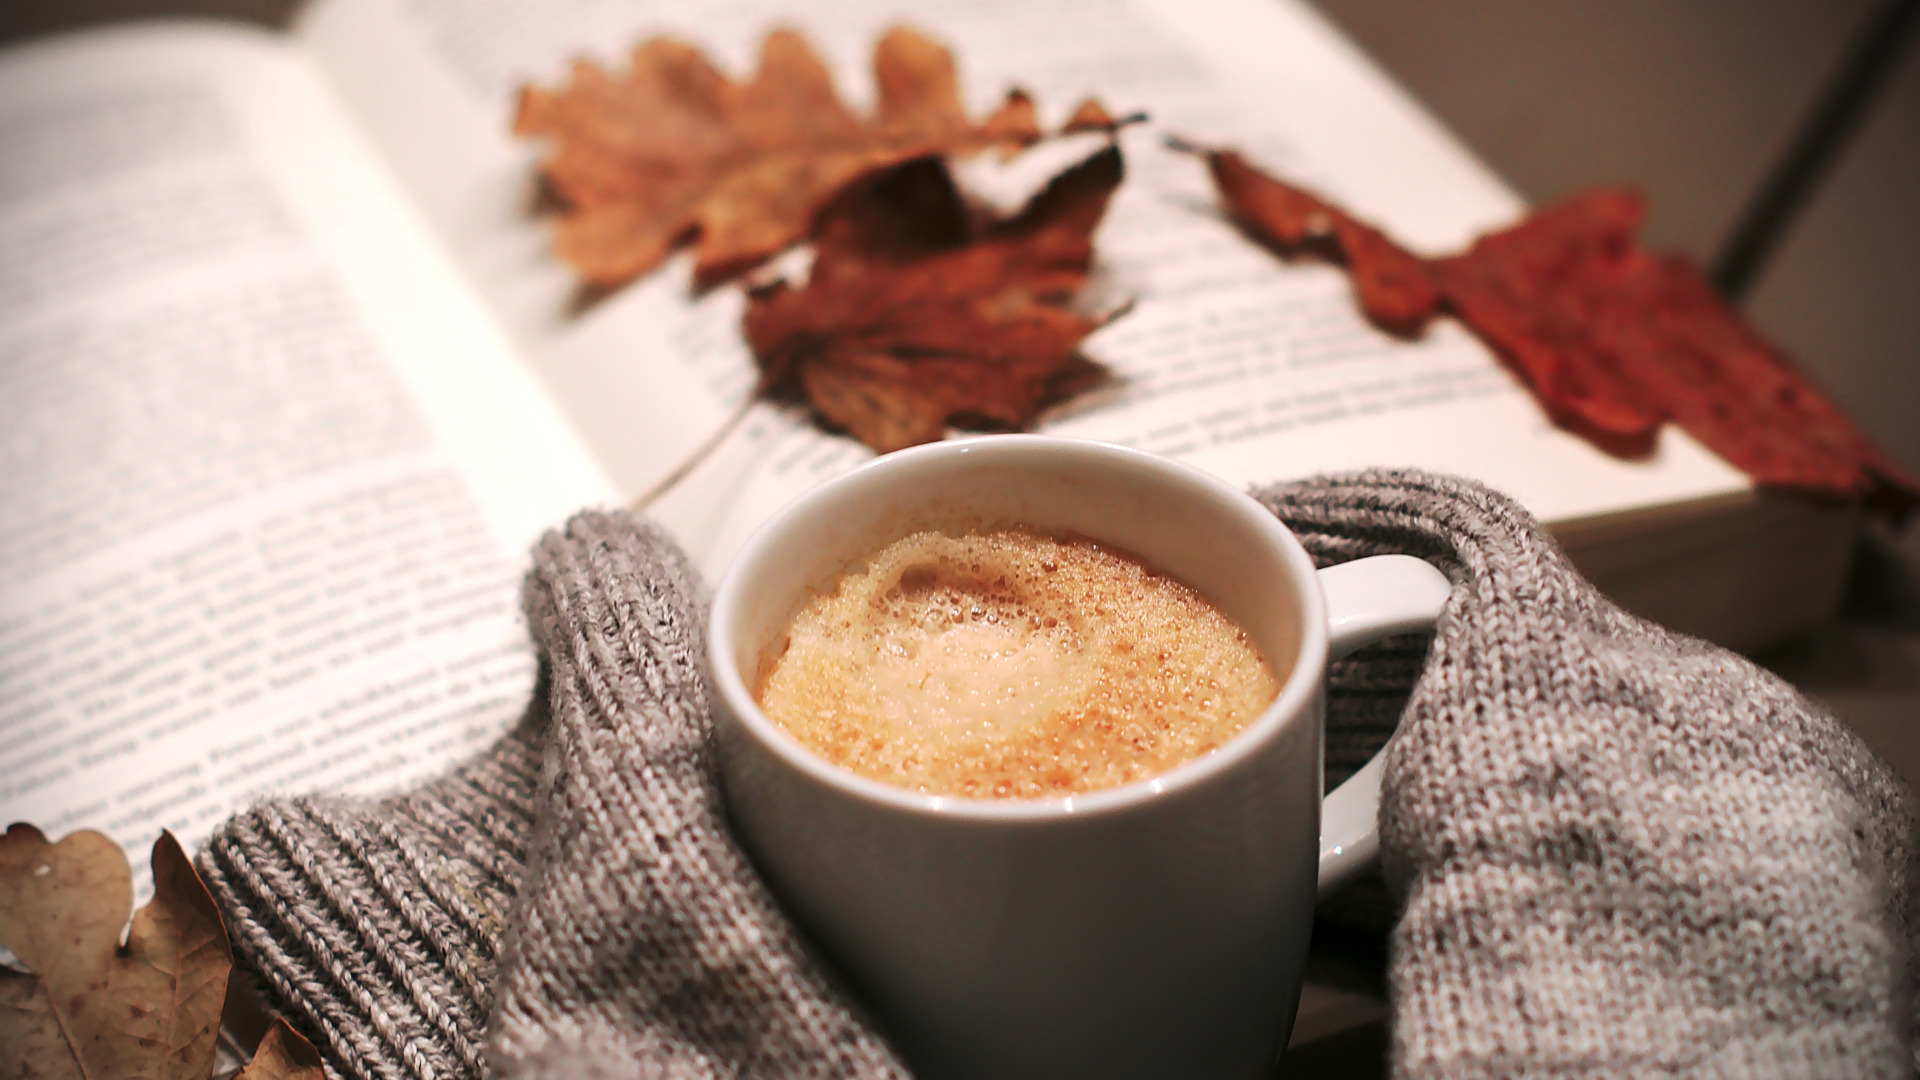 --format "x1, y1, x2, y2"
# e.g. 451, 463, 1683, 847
296, 0, 1749, 576
0, 26, 615, 884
